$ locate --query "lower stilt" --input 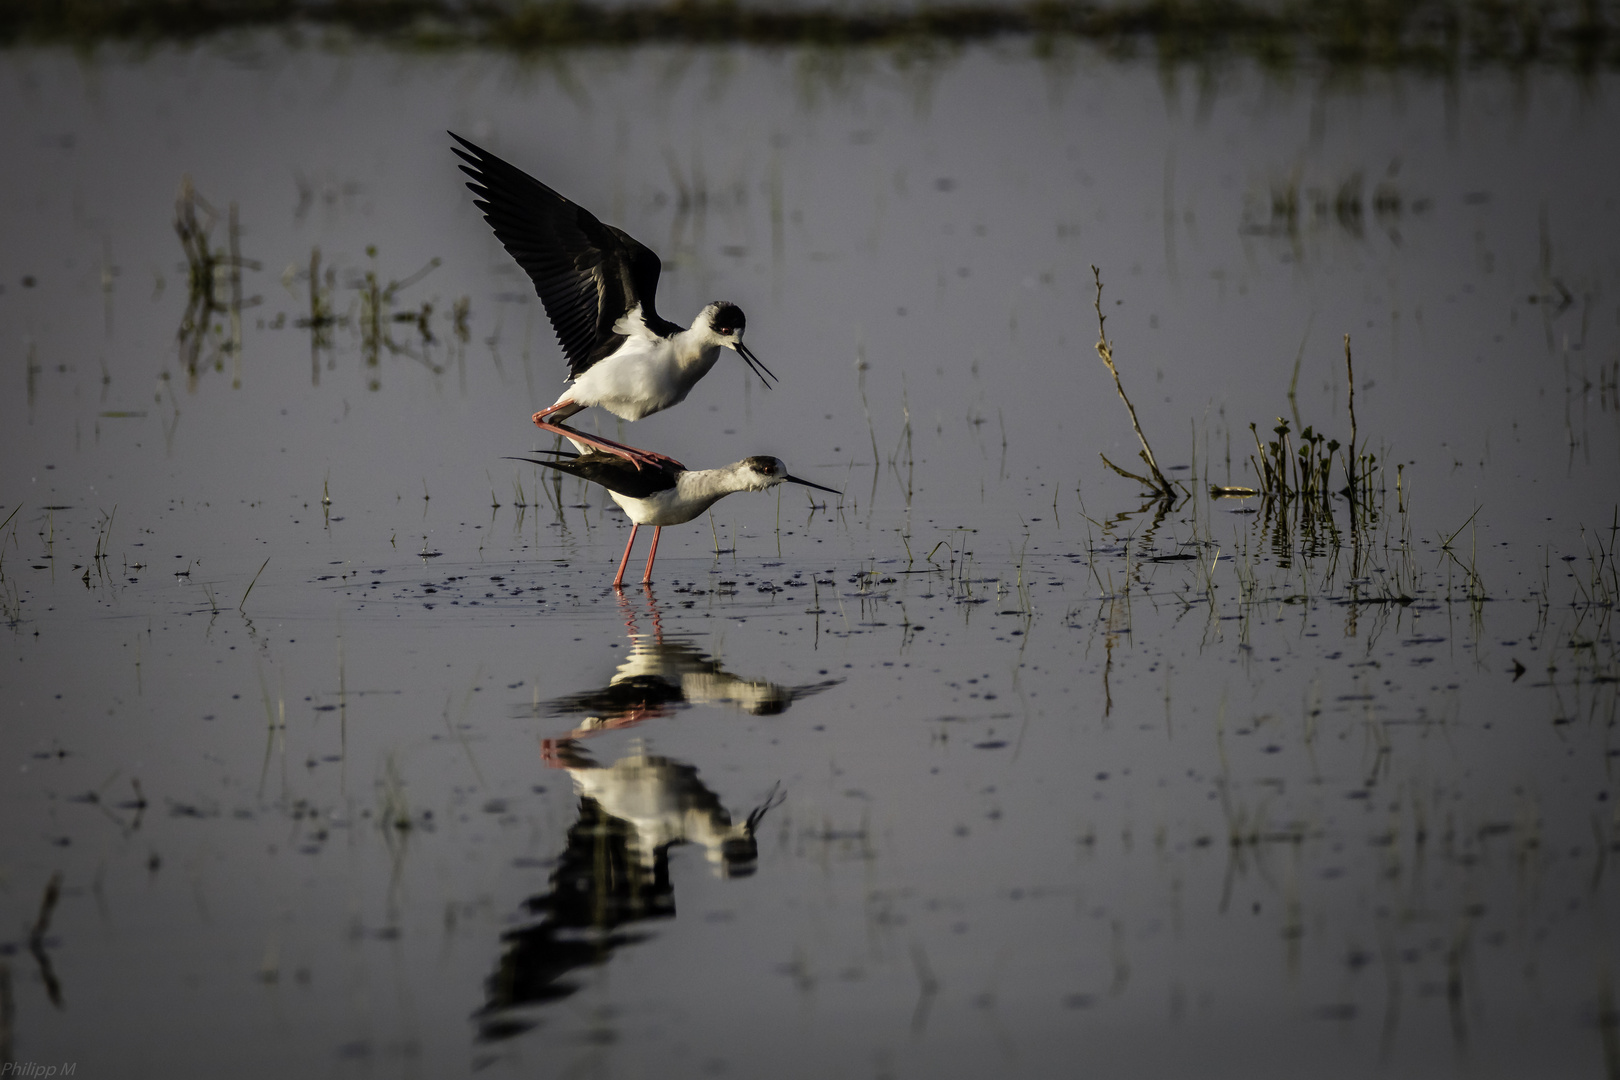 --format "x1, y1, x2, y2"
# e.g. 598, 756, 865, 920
641, 527, 662, 584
